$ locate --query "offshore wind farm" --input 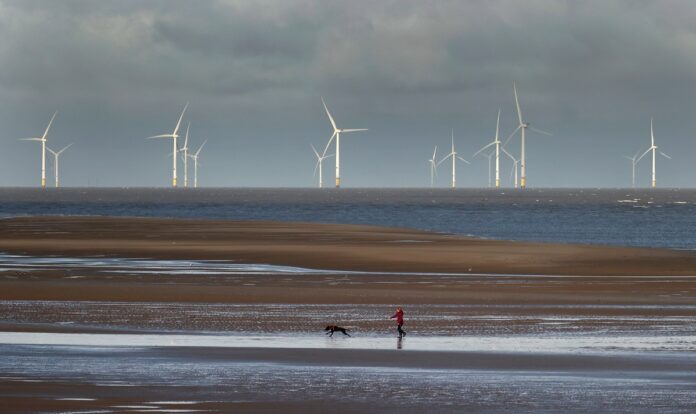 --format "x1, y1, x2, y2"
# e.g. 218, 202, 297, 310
10, 82, 677, 190
2, 2, 696, 414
